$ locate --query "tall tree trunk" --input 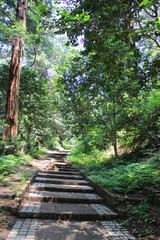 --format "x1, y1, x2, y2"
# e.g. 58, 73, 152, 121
3, 0, 27, 141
